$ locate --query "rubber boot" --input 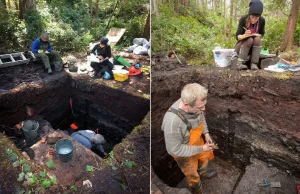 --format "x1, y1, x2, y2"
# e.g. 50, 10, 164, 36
251, 46, 261, 70
237, 45, 250, 70
47, 67, 52, 74
190, 182, 204, 194
201, 169, 217, 179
